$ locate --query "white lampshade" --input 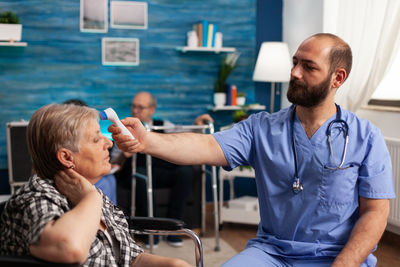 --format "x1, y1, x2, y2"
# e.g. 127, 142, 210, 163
252, 42, 291, 82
